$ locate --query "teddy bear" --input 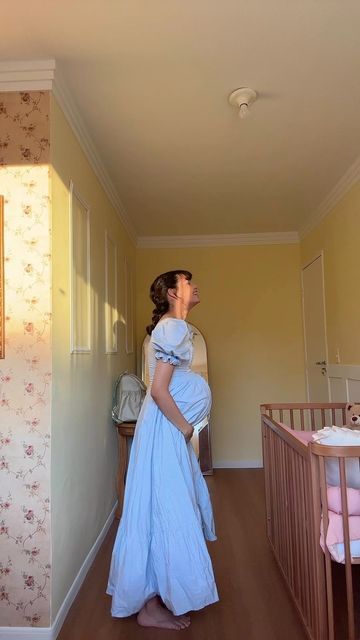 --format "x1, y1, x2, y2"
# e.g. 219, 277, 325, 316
346, 402, 360, 428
